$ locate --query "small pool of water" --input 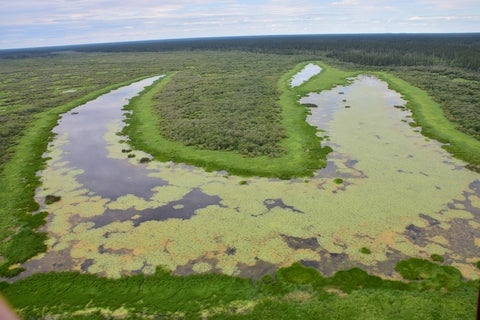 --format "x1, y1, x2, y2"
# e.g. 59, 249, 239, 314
290, 63, 322, 87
